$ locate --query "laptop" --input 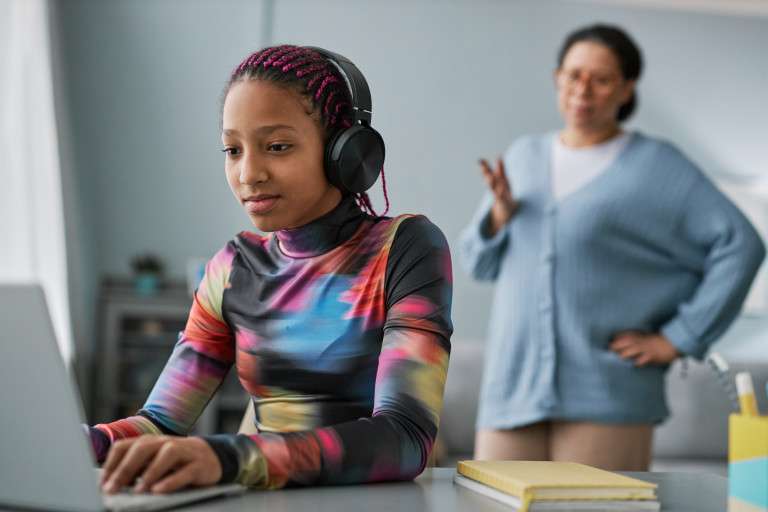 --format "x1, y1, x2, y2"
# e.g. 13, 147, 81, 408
0, 284, 246, 511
